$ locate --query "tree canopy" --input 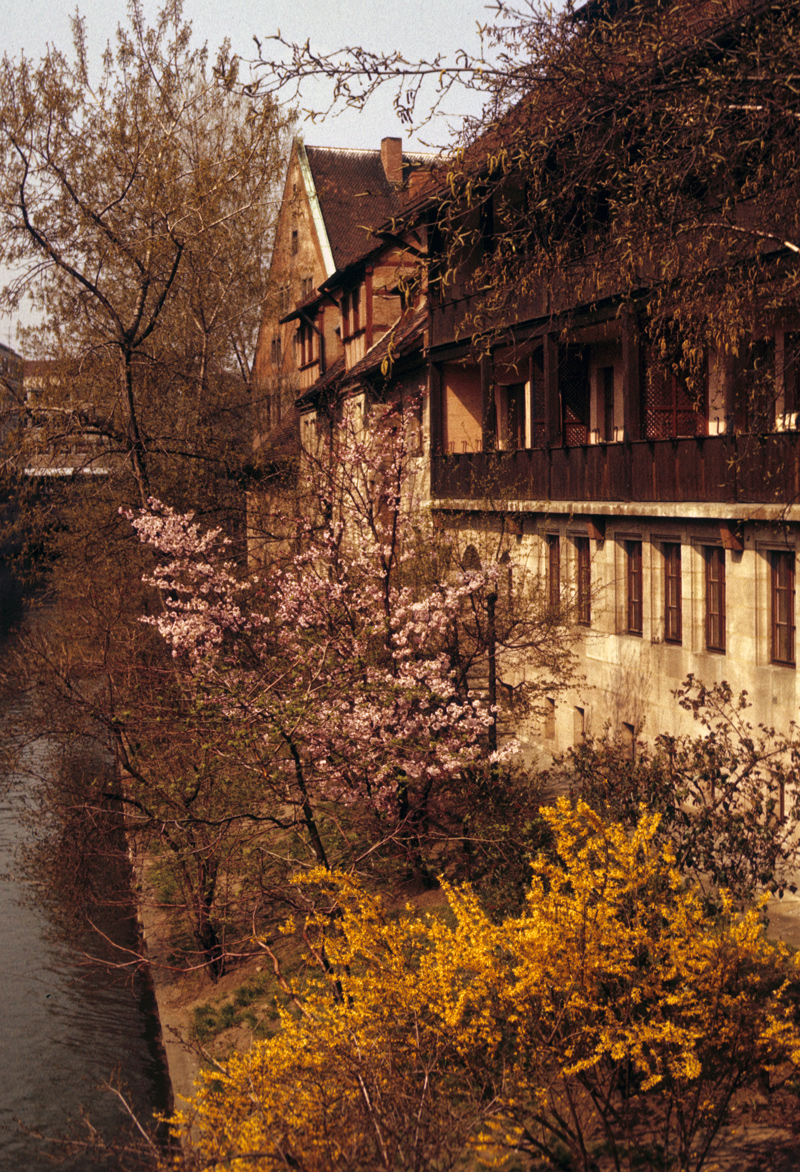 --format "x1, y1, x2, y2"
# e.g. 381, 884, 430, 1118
254, 0, 800, 371
0, 0, 292, 512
